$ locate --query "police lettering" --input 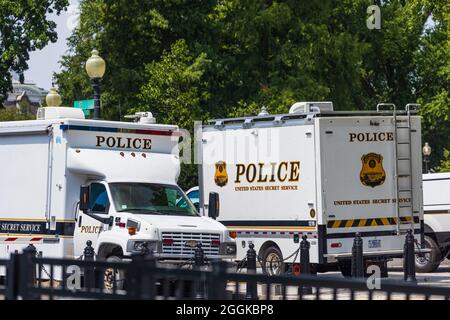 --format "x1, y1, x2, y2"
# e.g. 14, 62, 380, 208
349, 132, 394, 142
235, 161, 300, 184
80, 226, 102, 234
96, 136, 152, 150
